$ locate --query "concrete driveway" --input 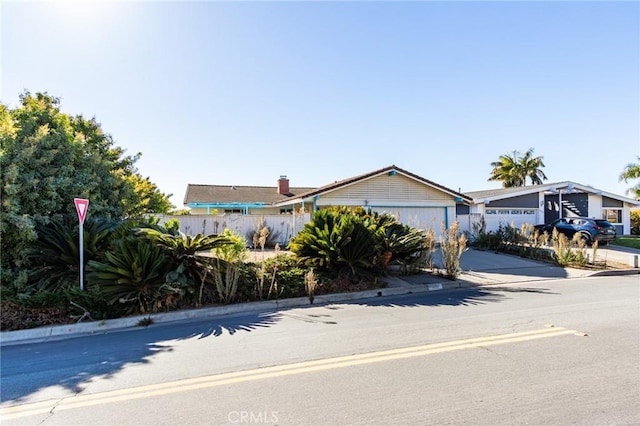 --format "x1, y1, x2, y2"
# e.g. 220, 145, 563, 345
400, 246, 639, 287
595, 244, 640, 267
